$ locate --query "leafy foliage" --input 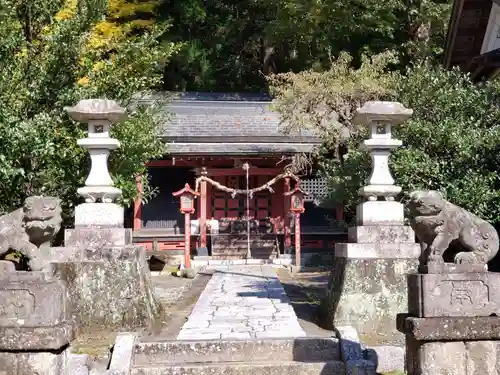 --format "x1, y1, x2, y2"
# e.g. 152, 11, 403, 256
160, 0, 275, 91
269, 55, 500, 224
160, 0, 452, 91
0, 0, 179, 220
270, 0, 451, 66
390, 65, 500, 222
